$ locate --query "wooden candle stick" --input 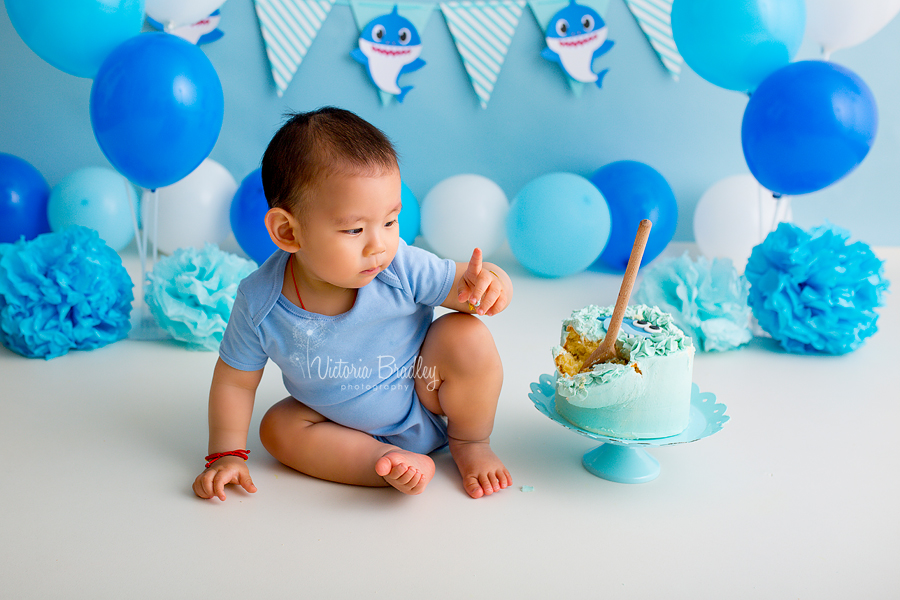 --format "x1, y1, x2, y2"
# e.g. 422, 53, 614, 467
579, 219, 652, 373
